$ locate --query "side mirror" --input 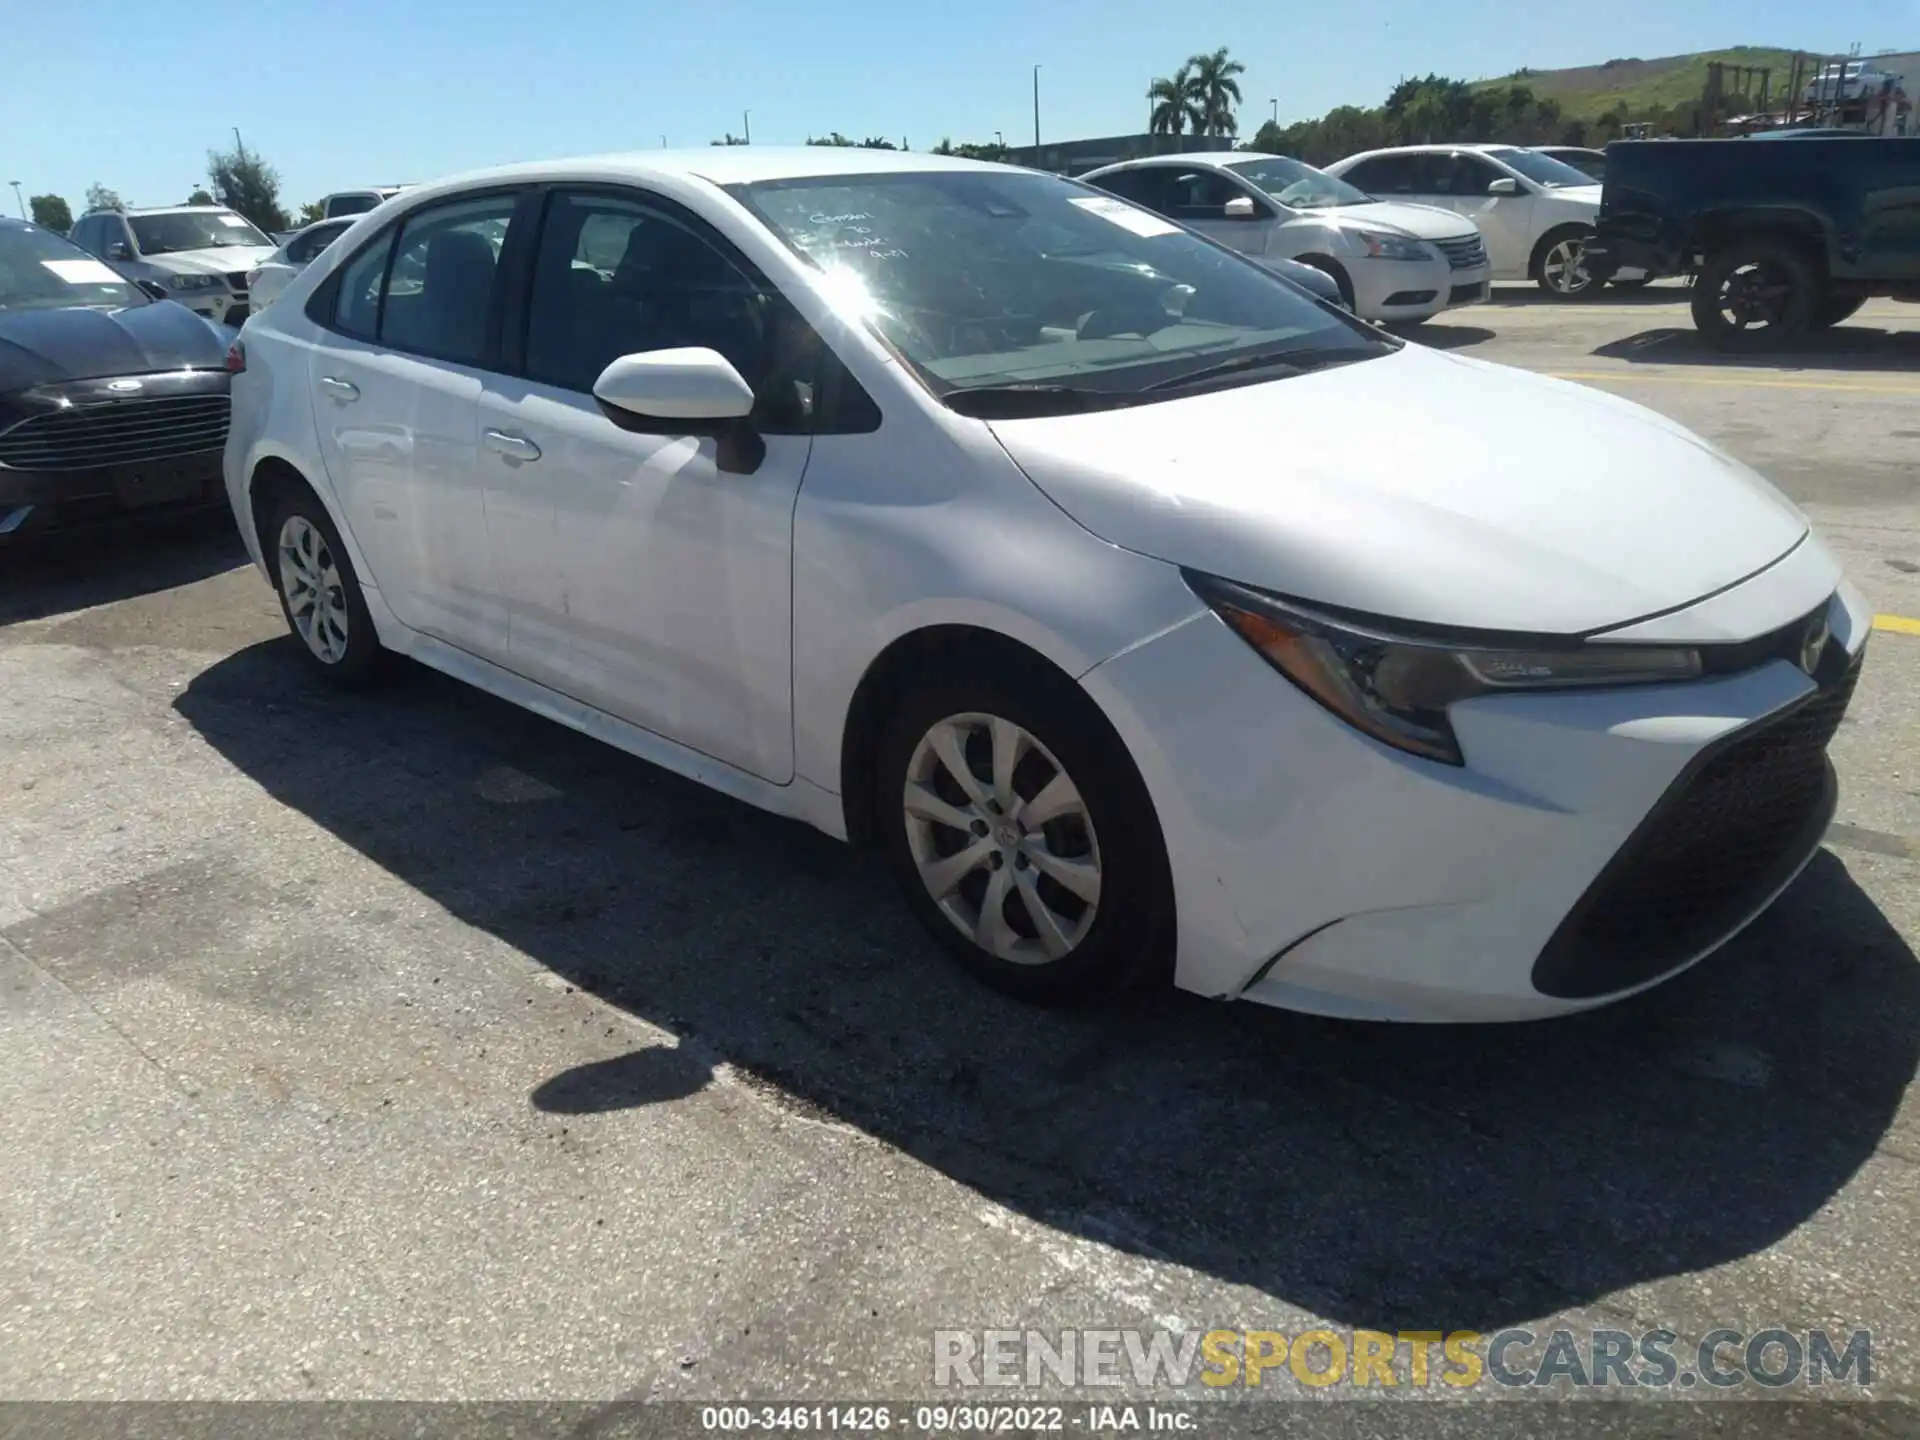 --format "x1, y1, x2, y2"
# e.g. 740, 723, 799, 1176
107, 241, 132, 259
1223, 195, 1260, 219
593, 347, 764, 473
1487, 177, 1521, 197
